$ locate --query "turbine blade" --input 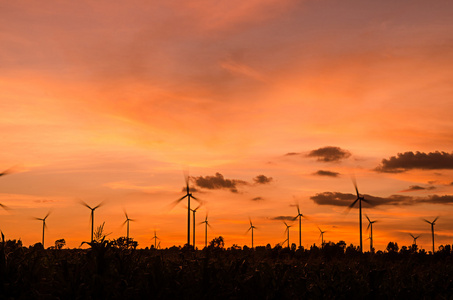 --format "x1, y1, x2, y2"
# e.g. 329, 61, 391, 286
296, 203, 300, 215
0, 203, 10, 211
349, 198, 359, 209
44, 211, 51, 220
80, 200, 92, 210
367, 223, 371, 231
93, 201, 104, 210
423, 218, 431, 224
409, 233, 415, 239
0, 166, 15, 177
246, 227, 251, 234
351, 176, 359, 198
366, 214, 371, 223
433, 216, 439, 224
